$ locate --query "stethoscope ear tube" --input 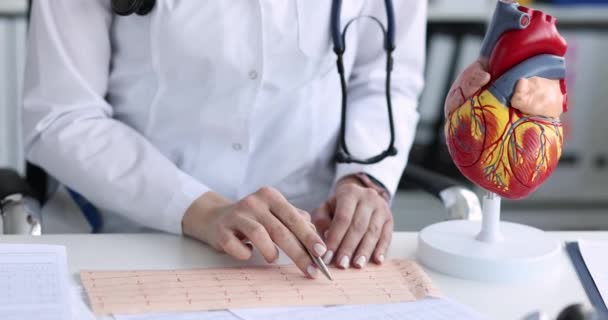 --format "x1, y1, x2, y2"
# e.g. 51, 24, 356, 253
332, 0, 398, 165
384, 0, 396, 51
331, 0, 396, 53
331, 0, 345, 54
